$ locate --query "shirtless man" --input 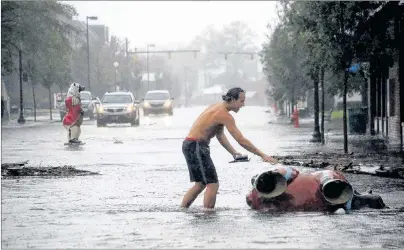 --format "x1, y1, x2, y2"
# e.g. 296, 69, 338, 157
181, 87, 279, 209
